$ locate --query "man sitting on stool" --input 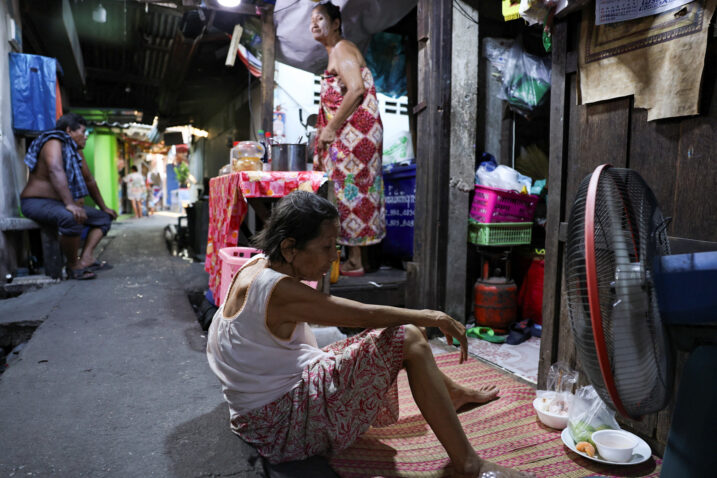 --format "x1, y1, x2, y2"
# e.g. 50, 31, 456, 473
20, 113, 117, 280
